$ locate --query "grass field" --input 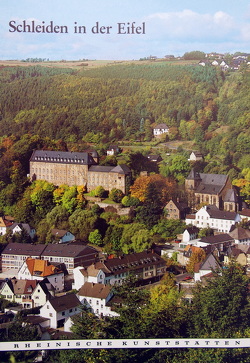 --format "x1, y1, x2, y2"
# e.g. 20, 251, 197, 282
0, 58, 199, 69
